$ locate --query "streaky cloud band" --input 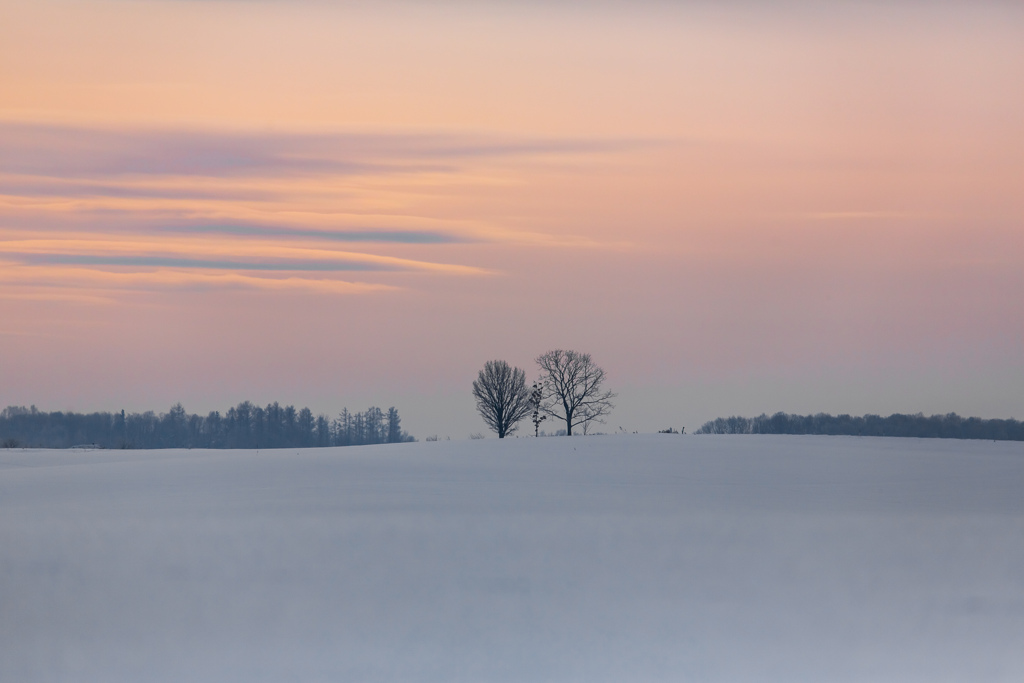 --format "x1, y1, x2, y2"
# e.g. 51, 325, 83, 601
15, 253, 399, 272
162, 224, 469, 244
0, 121, 655, 179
